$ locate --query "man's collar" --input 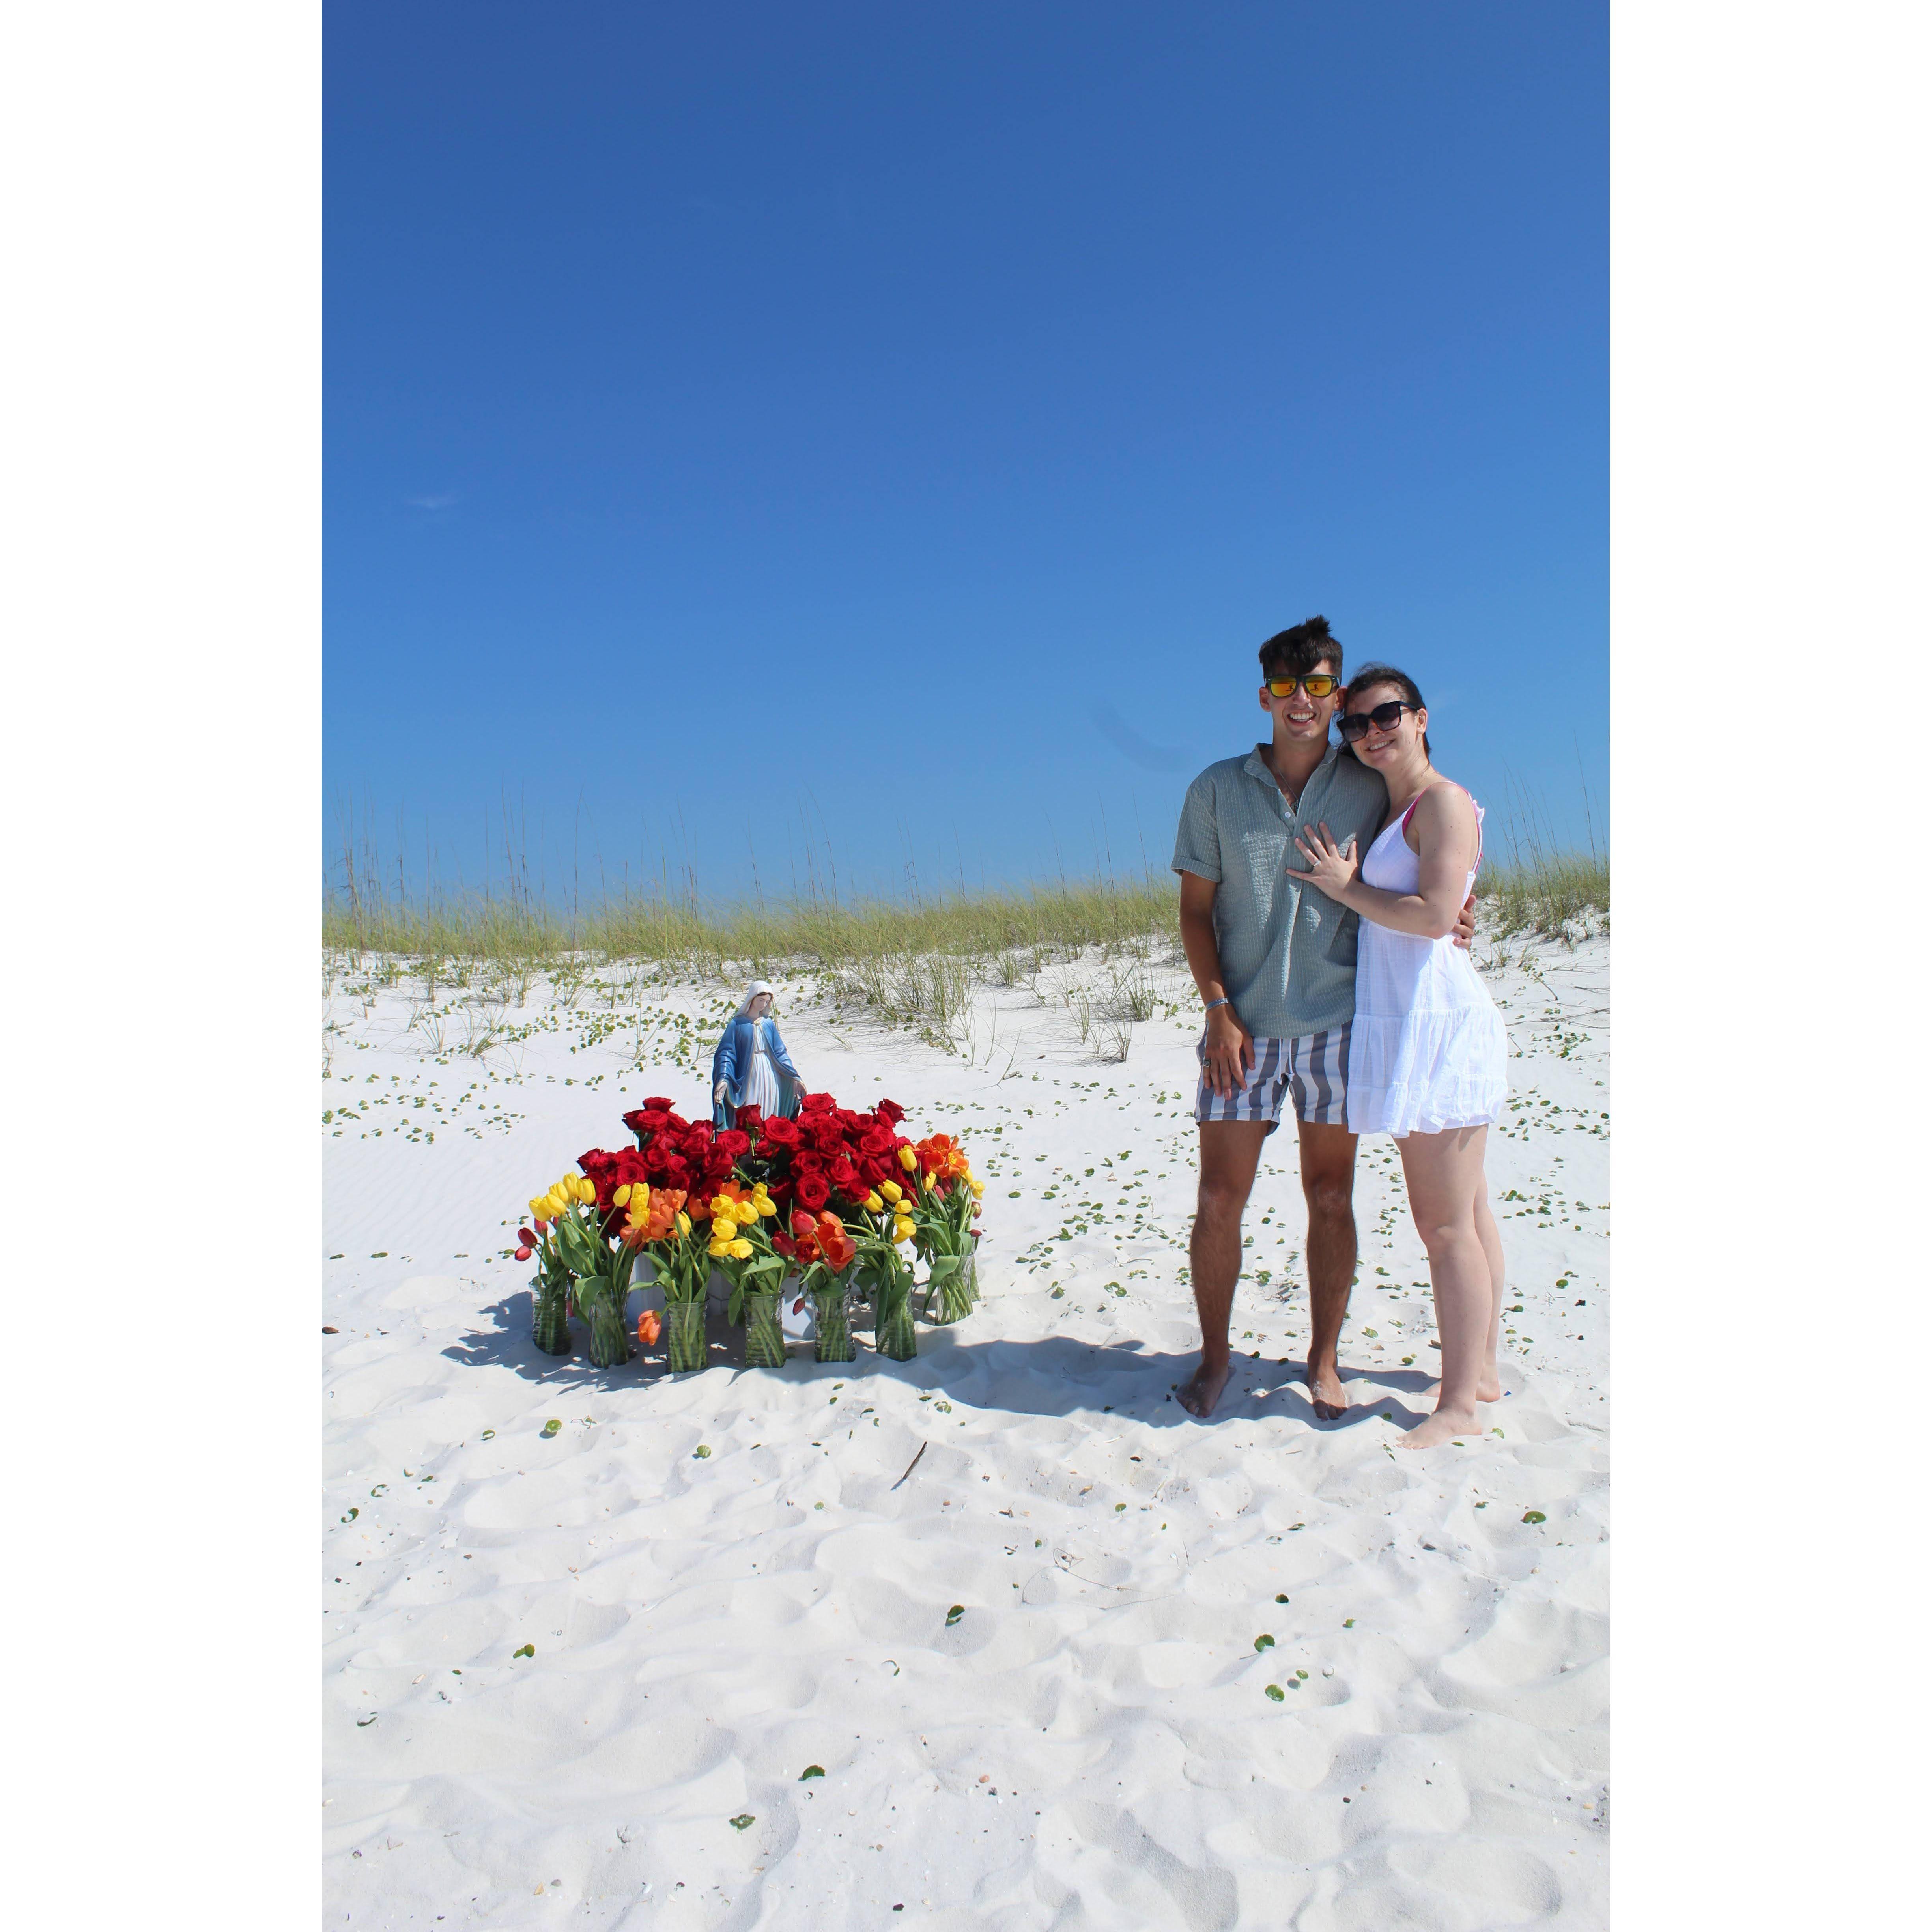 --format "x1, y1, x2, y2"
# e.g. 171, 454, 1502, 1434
1245, 740, 1338, 785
